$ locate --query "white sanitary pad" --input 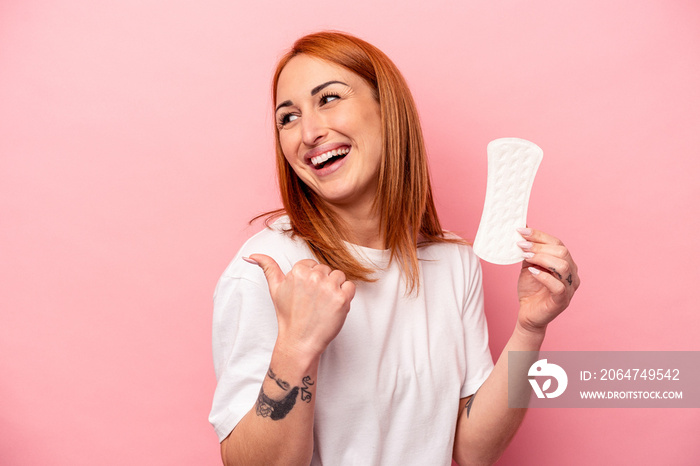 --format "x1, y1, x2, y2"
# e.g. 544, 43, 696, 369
473, 138, 543, 265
